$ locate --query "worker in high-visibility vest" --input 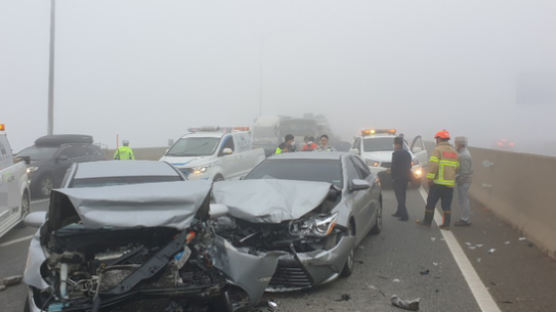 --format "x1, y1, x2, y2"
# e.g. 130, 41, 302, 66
275, 134, 295, 154
114, 140, 135, 160
417, 130, 459, 229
